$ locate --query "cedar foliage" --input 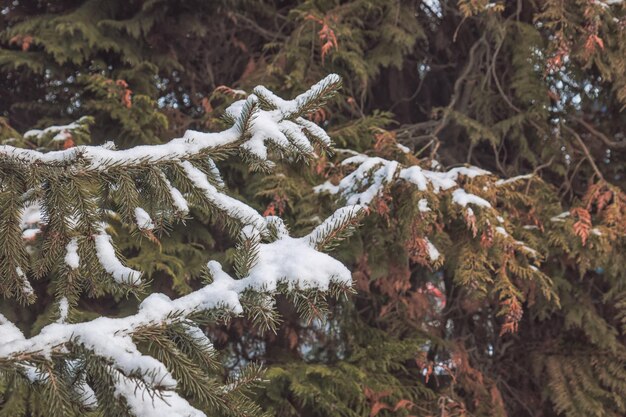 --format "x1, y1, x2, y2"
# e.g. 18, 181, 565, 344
1, 1, 626, 417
